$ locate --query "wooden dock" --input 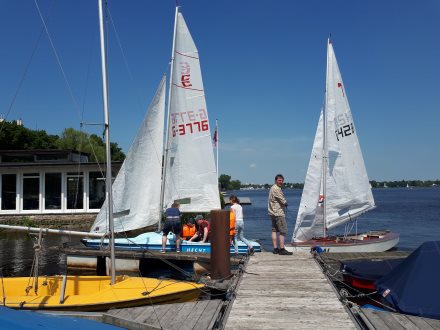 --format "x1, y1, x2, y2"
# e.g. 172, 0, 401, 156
102, 300, 224, 330
355, 307, 440, 329
43, 250, 440, 329
224, 252, 357, 329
